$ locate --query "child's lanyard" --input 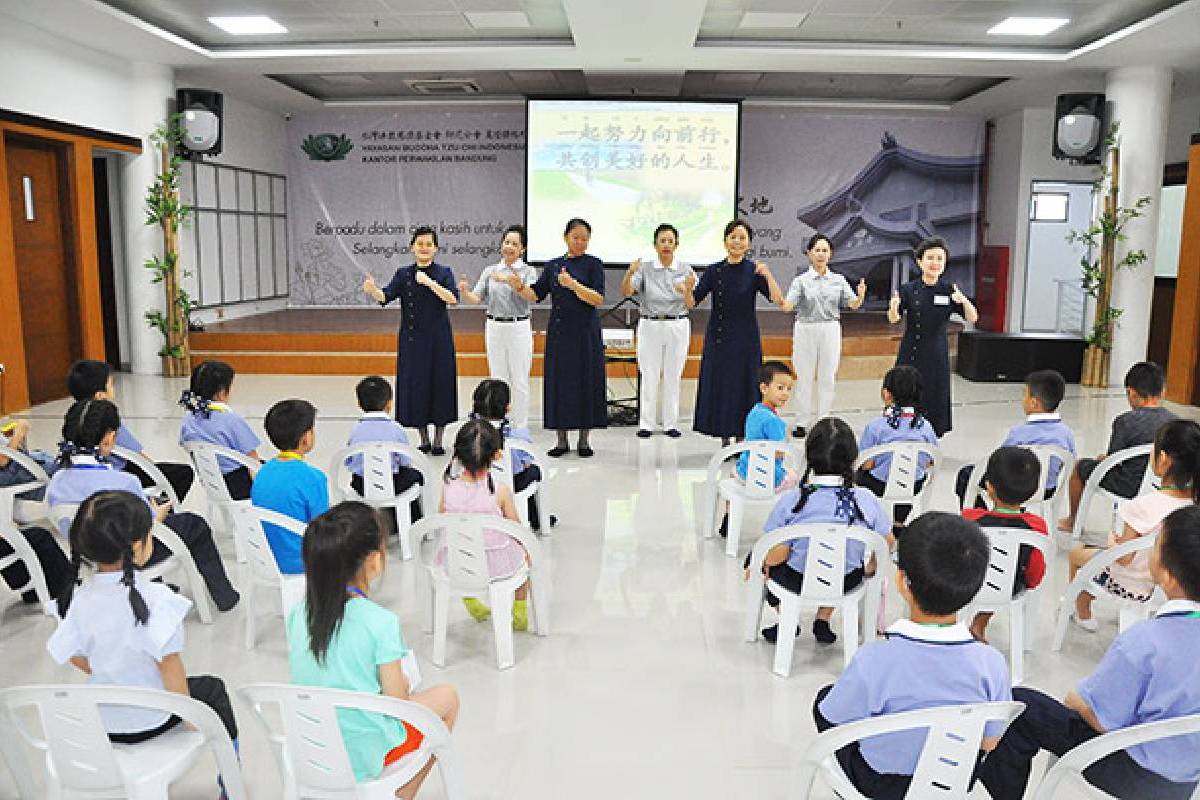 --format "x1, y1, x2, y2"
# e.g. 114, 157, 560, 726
1158, 611, 1200, 619
277, 451, 304, 461
346, 586, 366, 599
